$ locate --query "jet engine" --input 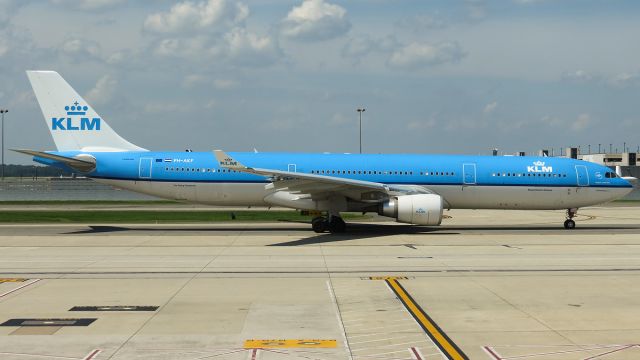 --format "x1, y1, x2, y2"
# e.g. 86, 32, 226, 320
378, 194, 443, 225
